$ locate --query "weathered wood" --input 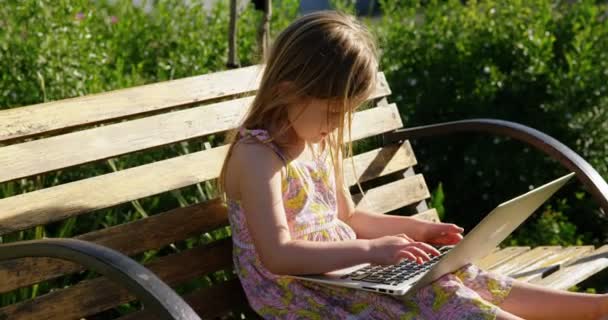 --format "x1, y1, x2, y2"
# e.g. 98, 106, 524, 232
488, 246, 563, 276
510, 246, 594, 283
0, 199, 228, 294
0, 88, 393, 184
353, 174, 430, 213
0, 239, 233, 320
257, 0, 272, 57
533, 245, 608, 290
410, 208, 440, 222
0, 65, 260, 143
344, 141, 417, 187
475, 247, 531, 271
0, 69, 390, 143
116, 279, 252, 320
0, 104, 403, 235
227, 0, 240, 68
